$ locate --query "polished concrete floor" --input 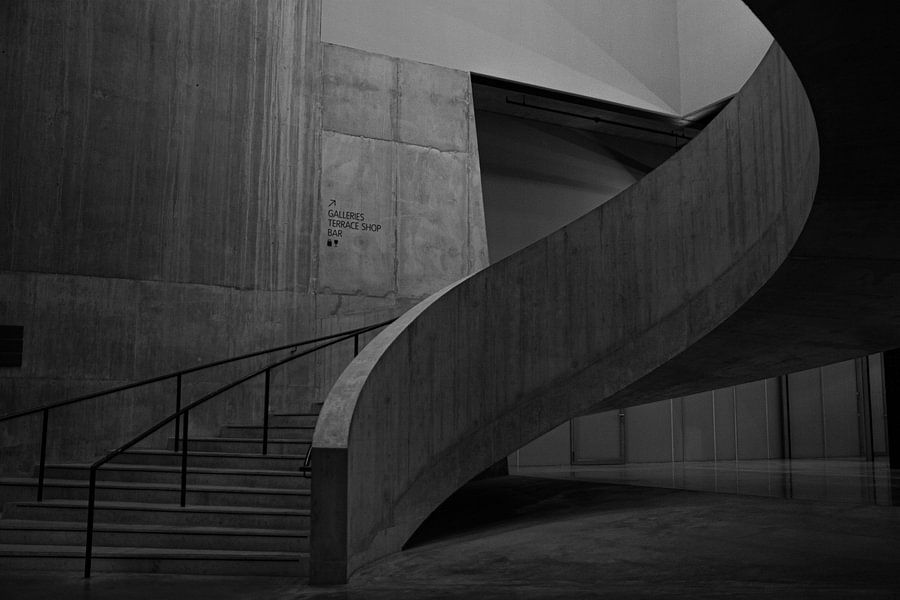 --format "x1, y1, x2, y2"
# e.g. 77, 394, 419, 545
3, 460, 900, 599
512, 458, 900, 506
